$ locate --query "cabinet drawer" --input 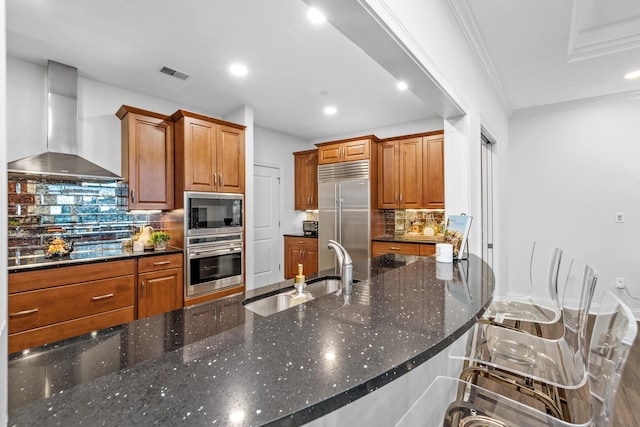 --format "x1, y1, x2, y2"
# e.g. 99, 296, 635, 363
9, 276, 135, 333
419, 244, 436, 256
9, 259, 136, 293
9, 307, 134, 354
138, 253, 183, 273
371, 241, 420, 255
284, 236, 317, 249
